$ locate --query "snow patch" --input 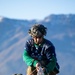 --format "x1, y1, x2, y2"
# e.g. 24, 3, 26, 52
0, 16, 3, 22
44, 18, 51, 22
